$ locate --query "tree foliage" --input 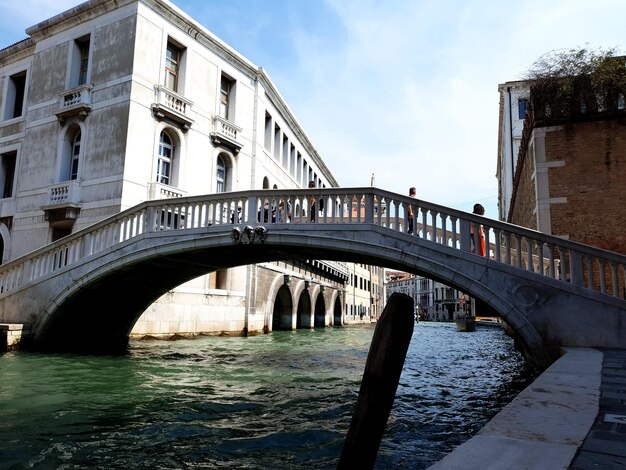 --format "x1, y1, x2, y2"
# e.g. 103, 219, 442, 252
524, 47, 626, 118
